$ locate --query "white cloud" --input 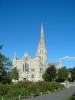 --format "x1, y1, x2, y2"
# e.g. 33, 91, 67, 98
58, 56, 75, 61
